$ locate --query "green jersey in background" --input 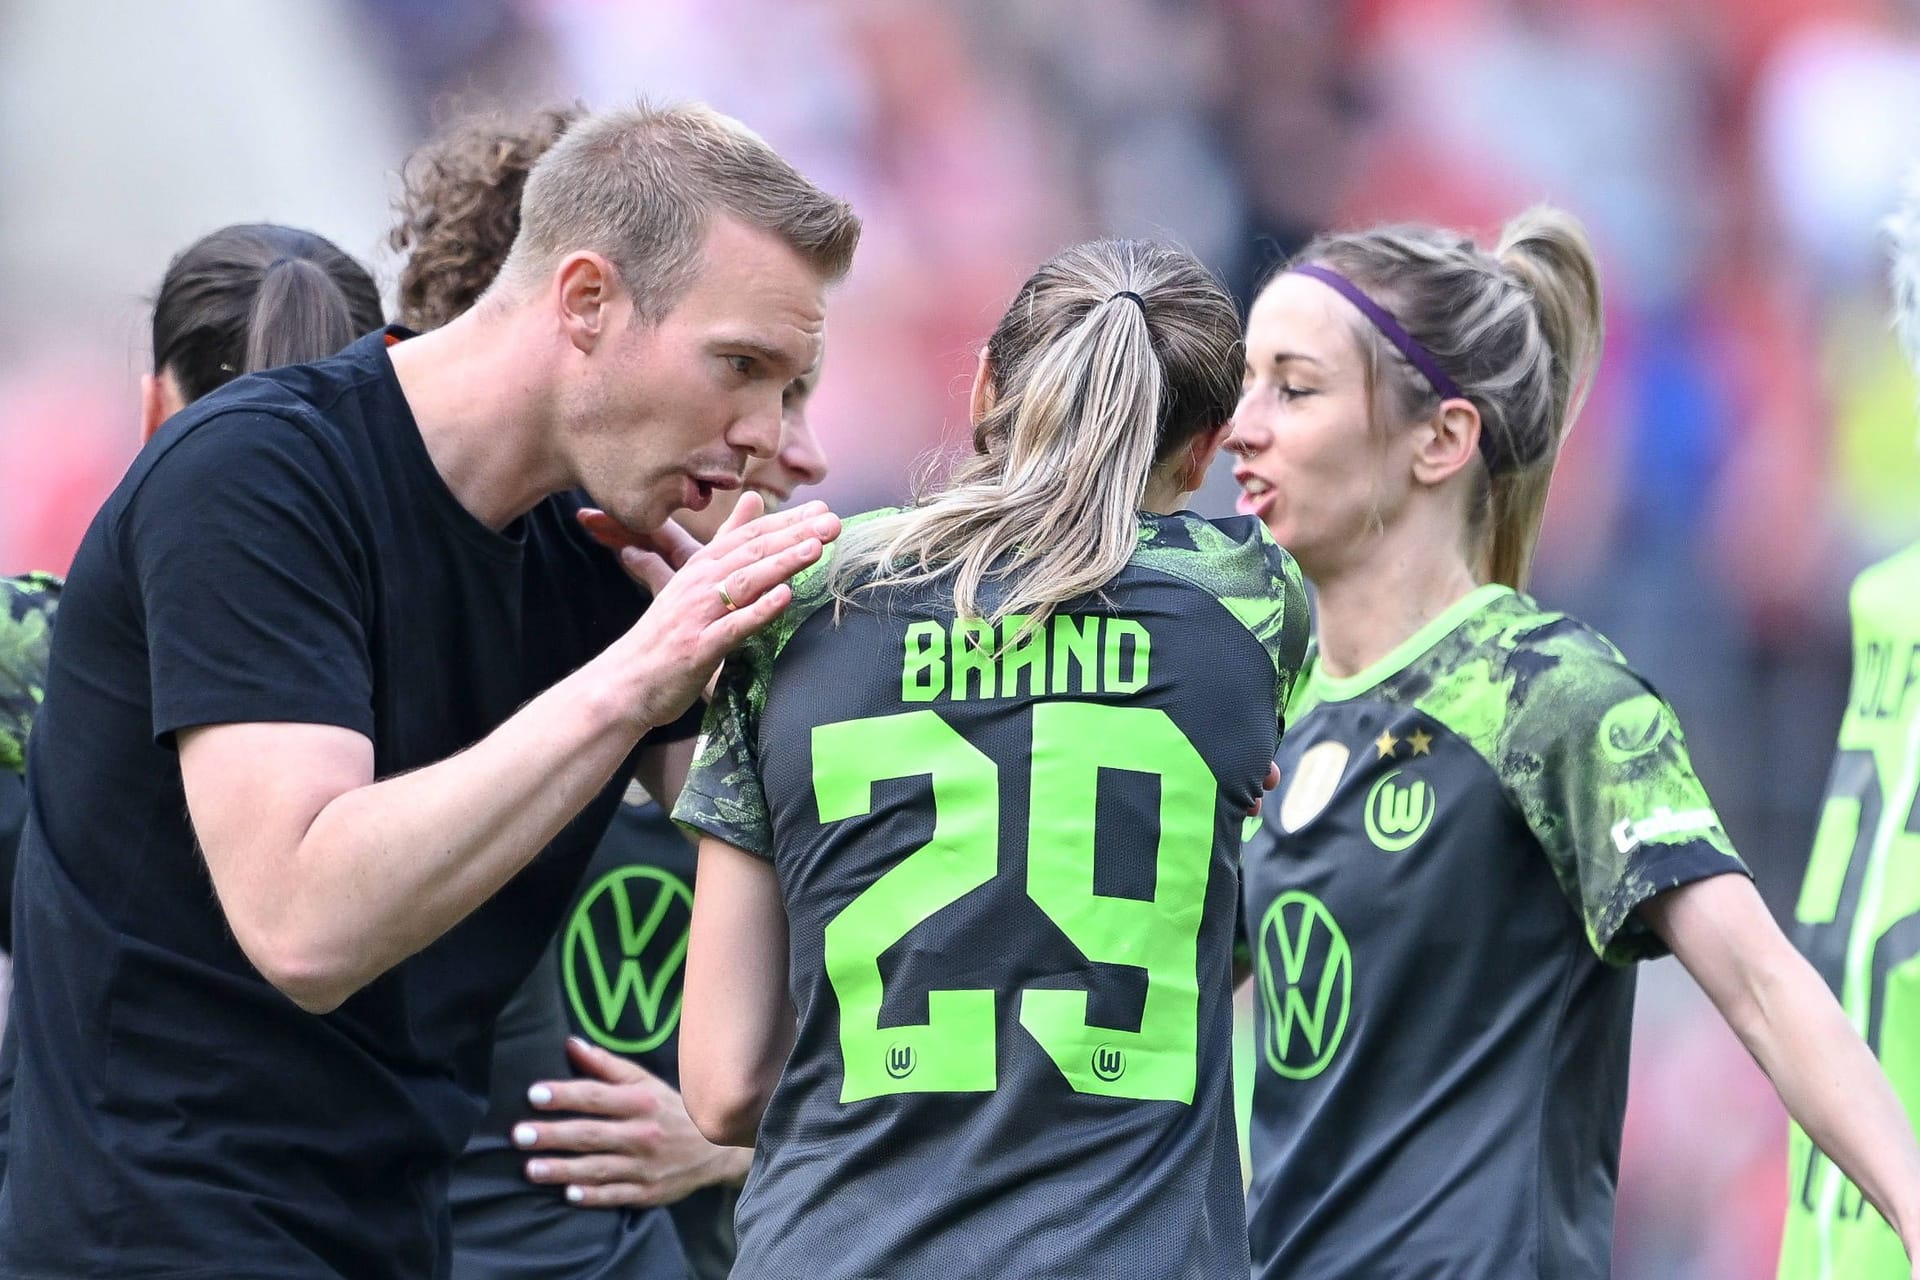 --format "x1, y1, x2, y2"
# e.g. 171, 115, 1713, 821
1782, 543, 1920, 1280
